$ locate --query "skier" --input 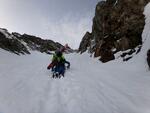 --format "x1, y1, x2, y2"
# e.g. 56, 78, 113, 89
60, 44, 69, 53
59, 43, 74, 53
47, 50, 70, 78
